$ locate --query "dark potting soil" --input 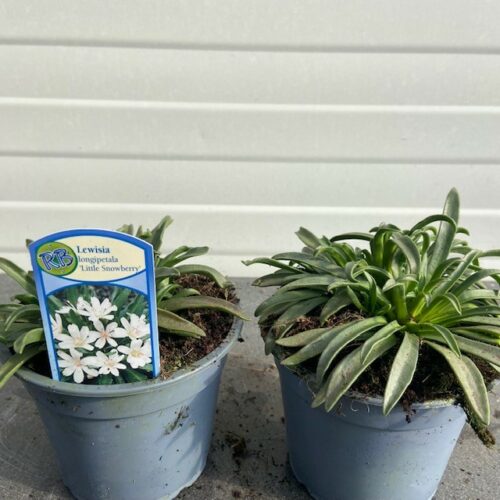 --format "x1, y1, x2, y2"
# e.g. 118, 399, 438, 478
159, 274, 237, 378
271, 308, 498, 428
28, 274, 237, 380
